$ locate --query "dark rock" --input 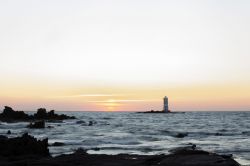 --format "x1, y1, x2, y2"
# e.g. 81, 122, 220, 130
191, 144, 196, 150
0, 133, 49, 157
0, 106, 75, 122
51, 142, 65, 146
0, 144, 241, 166
156, 148, 240, 166
35, 108, 47, 119
7, 130, 11, 134
221, 154, 233, 159
169, 144, 202, 155
48, 110, 55, 117
0, 106, 30, 122
28, 120, 45, 129
0, 135, 7, 140
74, 148, 87, 155
88, 121, 93, 126
91, 147, 101, 151
215, 133, 223, 136
34, 108, 75, 120
76, 120, 86, 124
175, 132, 188, 138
